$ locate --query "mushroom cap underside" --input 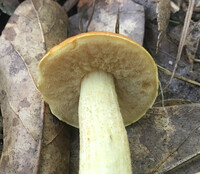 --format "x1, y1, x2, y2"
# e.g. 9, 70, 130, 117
38, 31, 158, 128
